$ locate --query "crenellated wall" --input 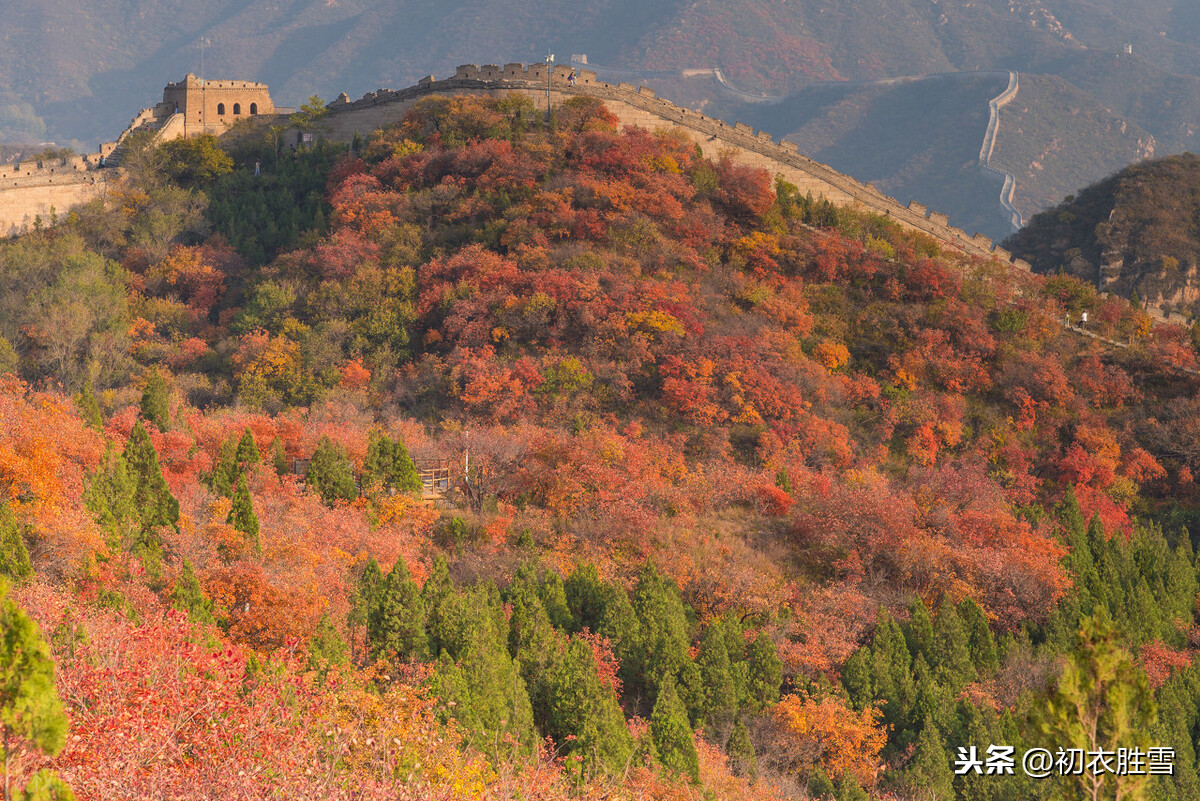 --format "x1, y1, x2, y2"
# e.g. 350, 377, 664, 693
316, 63, 1031, 270
0, 154, 119, 236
